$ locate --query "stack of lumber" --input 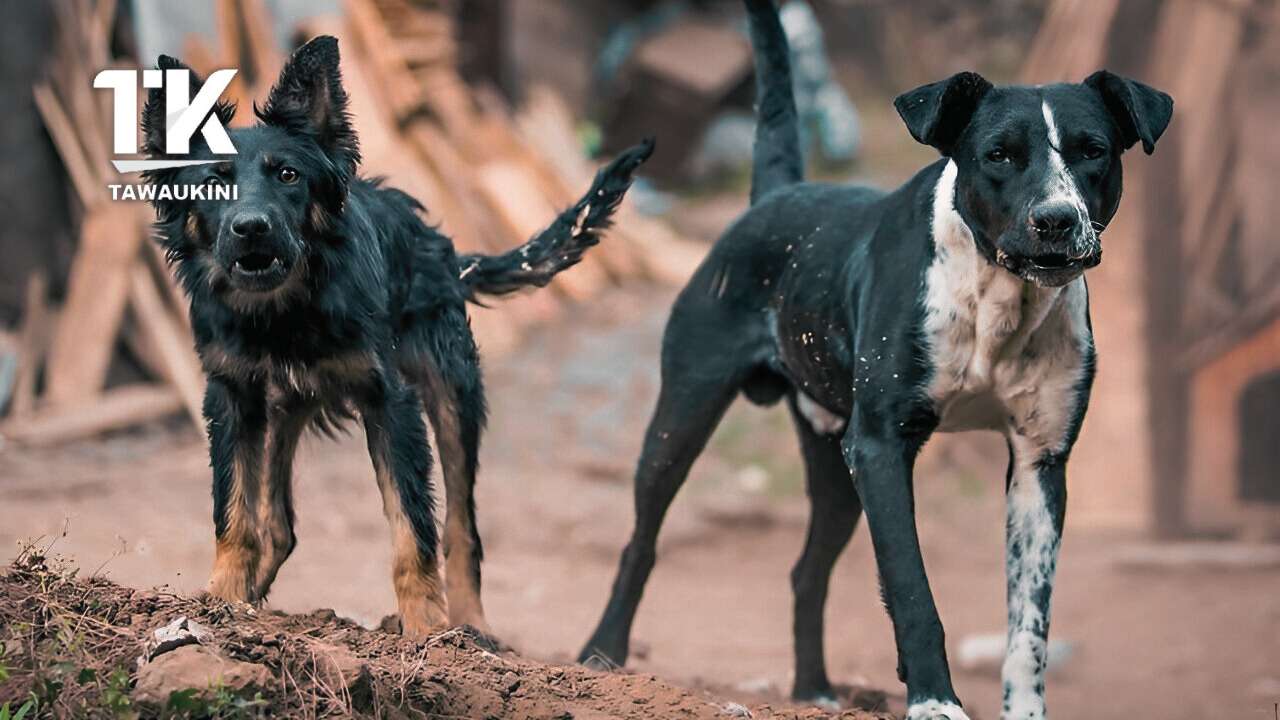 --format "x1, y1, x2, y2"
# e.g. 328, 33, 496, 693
3, 0, 203, 447
336, 0, 702, 333
0, 0, 701, 447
